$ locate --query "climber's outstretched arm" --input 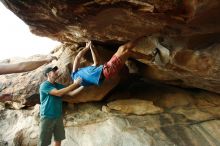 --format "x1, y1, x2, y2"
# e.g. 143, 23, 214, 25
119, 35, 145, 51
90, 42, 100, 66
72, 41, 91, 72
